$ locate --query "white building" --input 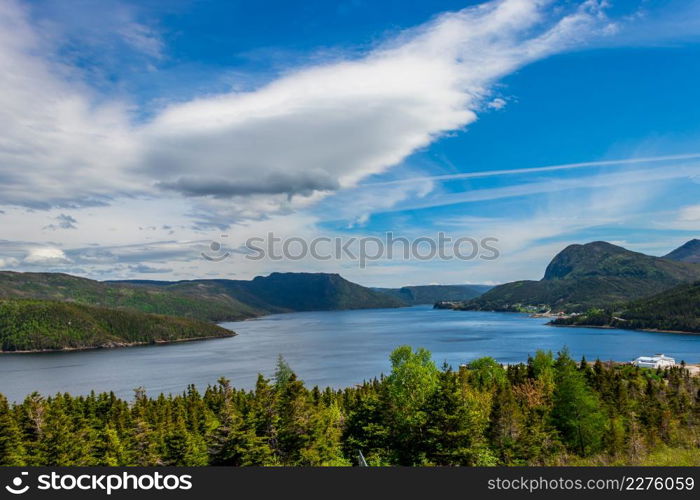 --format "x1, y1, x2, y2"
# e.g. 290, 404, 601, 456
632, 354, 676, 369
